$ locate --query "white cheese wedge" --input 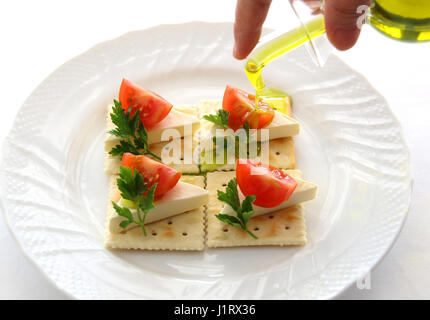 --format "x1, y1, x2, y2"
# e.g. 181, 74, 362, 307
105, 107, 200, 151
109, 181, 209, 234
201, 110, 299, 144
266, 110, 300, 140
219, 177, 317, 217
